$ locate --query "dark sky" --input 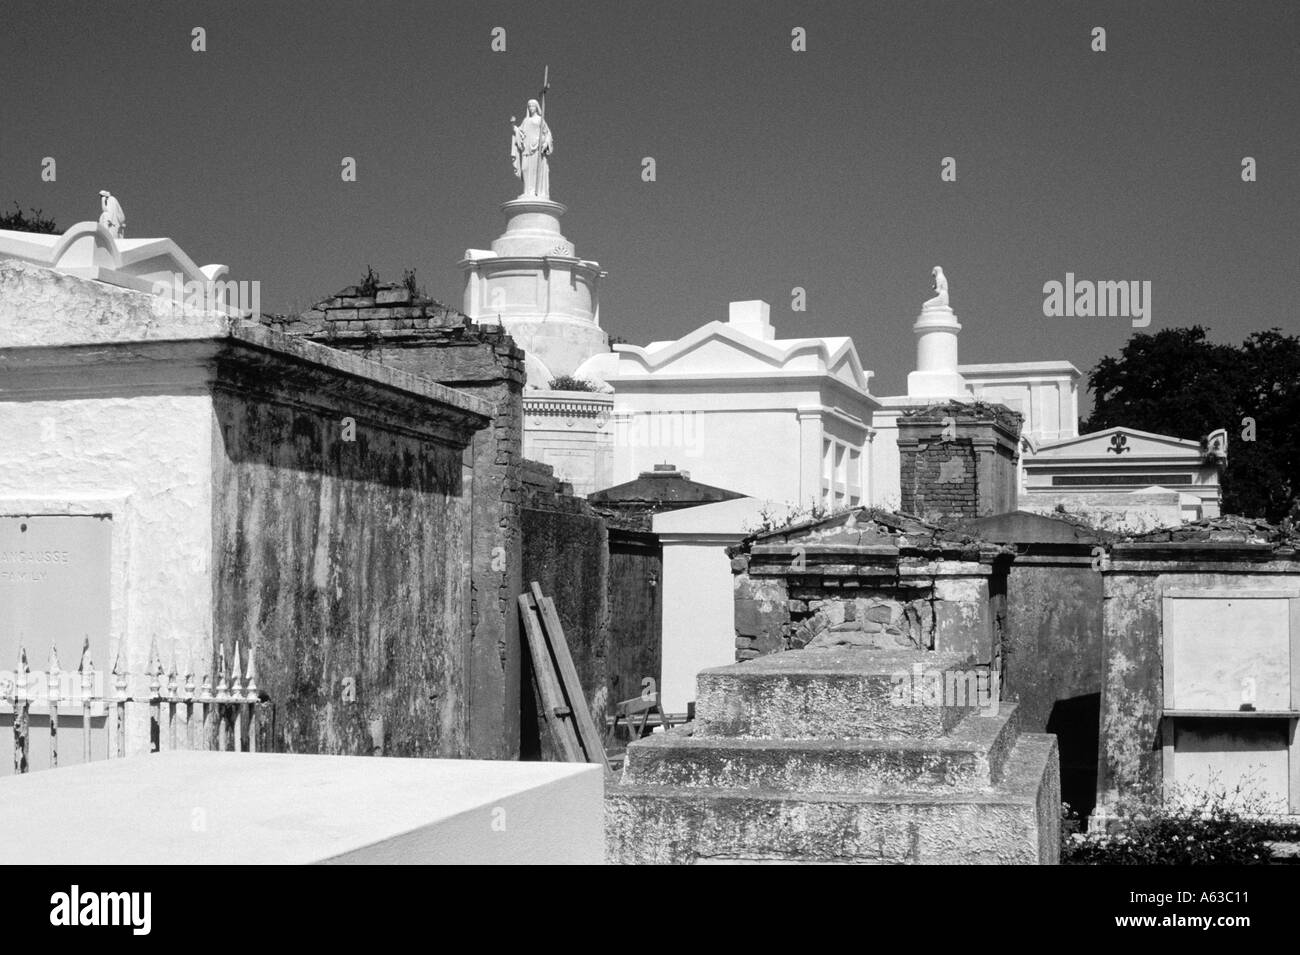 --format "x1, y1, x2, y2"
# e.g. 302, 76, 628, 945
2, 1, 1297, 405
